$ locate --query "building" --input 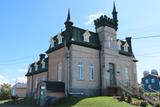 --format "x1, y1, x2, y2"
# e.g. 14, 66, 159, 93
11, 82, 27, 98
25, 3, 137, 101
141, 70, 160, 92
